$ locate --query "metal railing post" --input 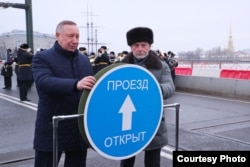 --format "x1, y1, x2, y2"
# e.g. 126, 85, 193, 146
175, 103, 180, 151
163, 103, 180, 151
52, 116, 58, 167
52, 114, 84, 167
